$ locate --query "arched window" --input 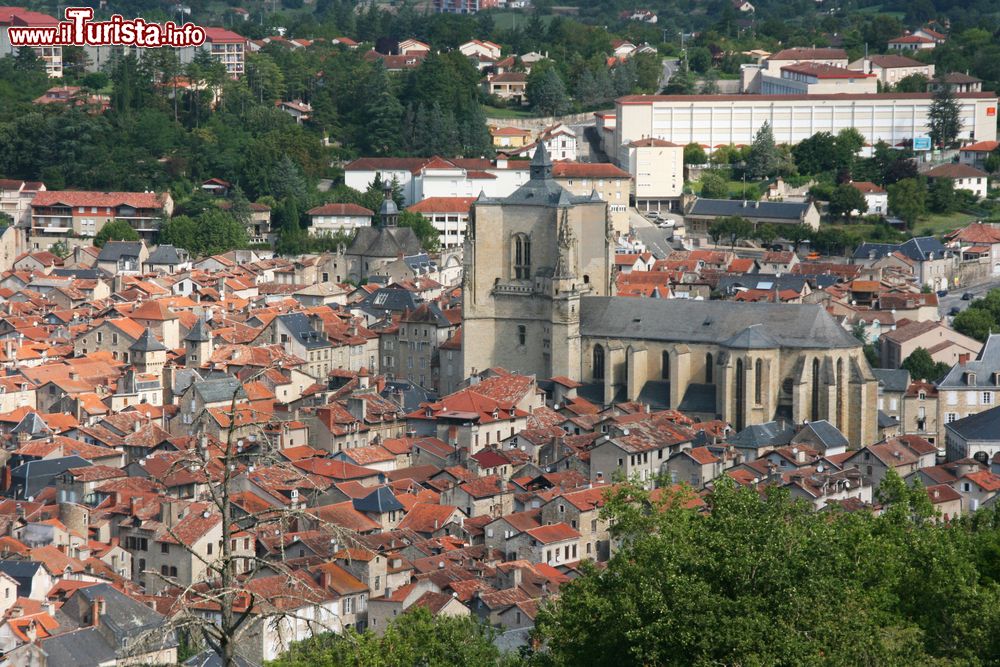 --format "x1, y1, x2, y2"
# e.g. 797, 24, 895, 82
735, 358, 746, 432
836, 358, 844, 428
513, 233, 531, 280
811, 358, 820, 422
705, 353, 714, 383
755, 358, 763, 405
593, 345, 605, 380
662, 351, 670, 380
